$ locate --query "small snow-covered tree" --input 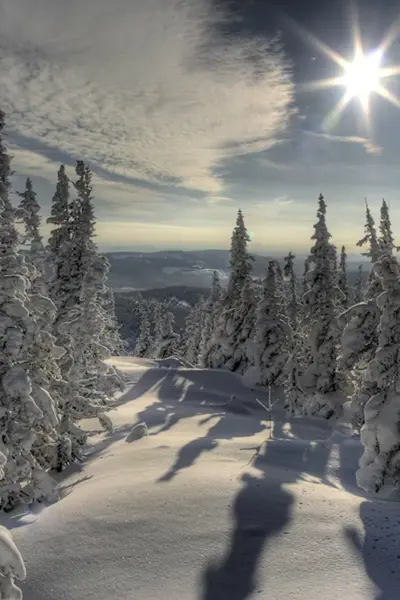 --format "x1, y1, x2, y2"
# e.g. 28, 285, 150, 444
300, 194, 344, 418
100, 286, 124, 355
356, 254, 400, 493
244, 261, 290, 387
204, 210, 254, 370
283, 251, 298, 329
379, 199, 398, 256
338, 245, 349, 308
226, 278, 257, 374
154, 303, 180, 359
0, 525, 26, 599
182, 298, 204, 366
47, 165, 70, 257
135, 301, 153, 357
199, 271, 221, 367
17, 178, 47, 299
302, 257, 310, 296
353, 264, 364, 304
